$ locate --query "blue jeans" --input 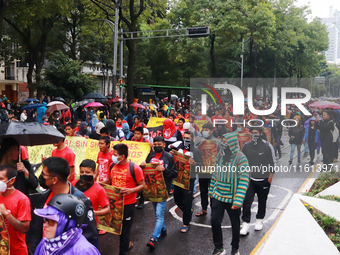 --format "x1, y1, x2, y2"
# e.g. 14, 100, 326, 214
304, 142, 309, 153
152, 200, 167, 241
290, 144, 301, 160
